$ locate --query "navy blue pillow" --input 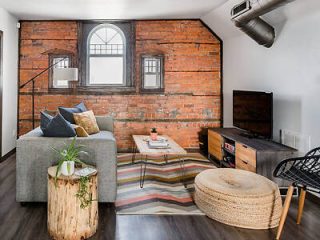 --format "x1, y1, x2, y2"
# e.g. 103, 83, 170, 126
41, 113, 76, 137
58, 102, 87, 124
40, 111, 54, 133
